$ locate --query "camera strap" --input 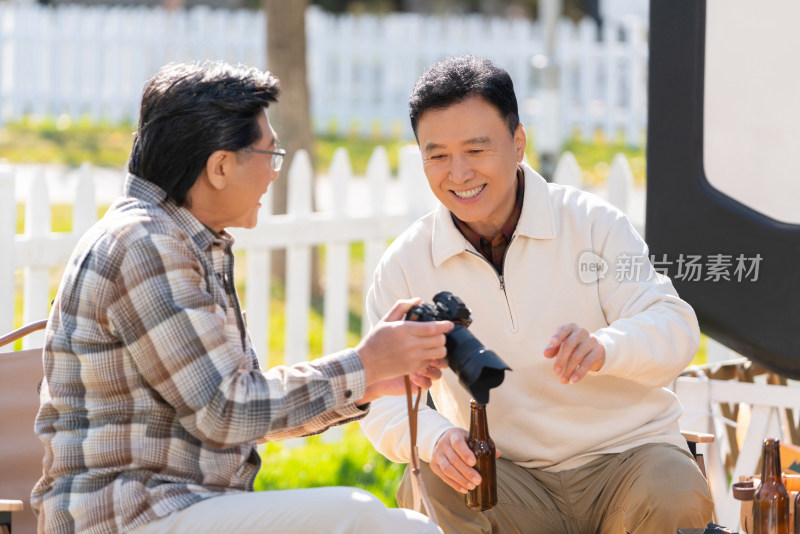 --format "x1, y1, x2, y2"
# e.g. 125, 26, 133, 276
404, 375, 439, 525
